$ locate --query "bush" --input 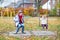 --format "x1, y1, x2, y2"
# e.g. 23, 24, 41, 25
49, 8, 57, 16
